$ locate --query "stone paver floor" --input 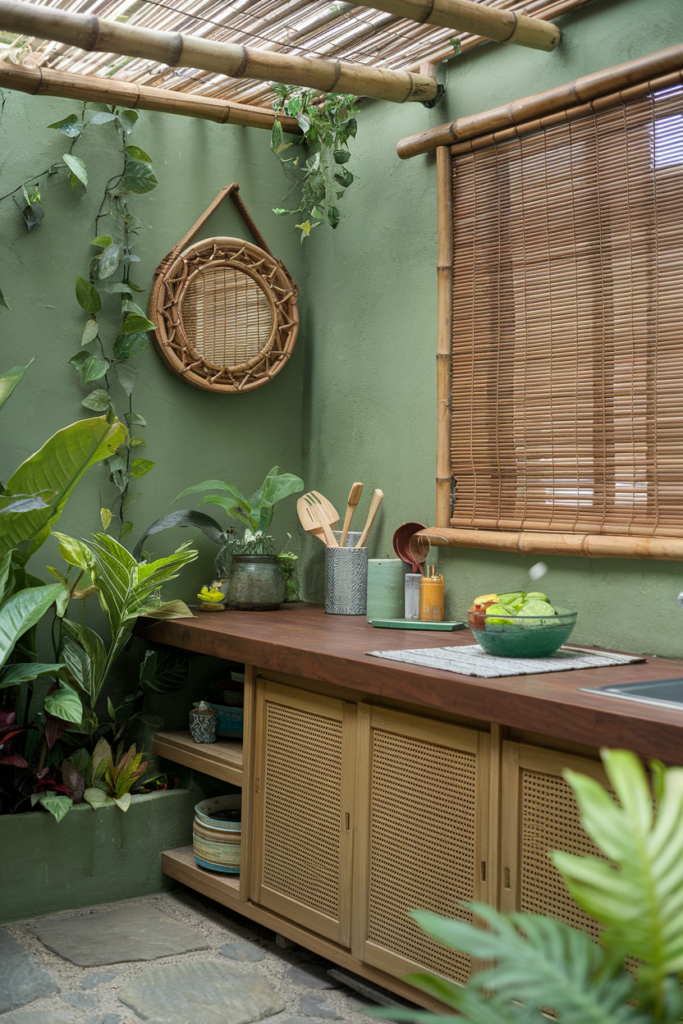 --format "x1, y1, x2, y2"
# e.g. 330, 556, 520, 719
0, 891, 402, 1024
